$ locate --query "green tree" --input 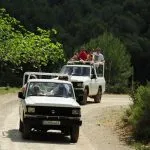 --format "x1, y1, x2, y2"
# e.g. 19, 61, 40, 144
85, 32, 132, 93
0, 8, 65, 86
